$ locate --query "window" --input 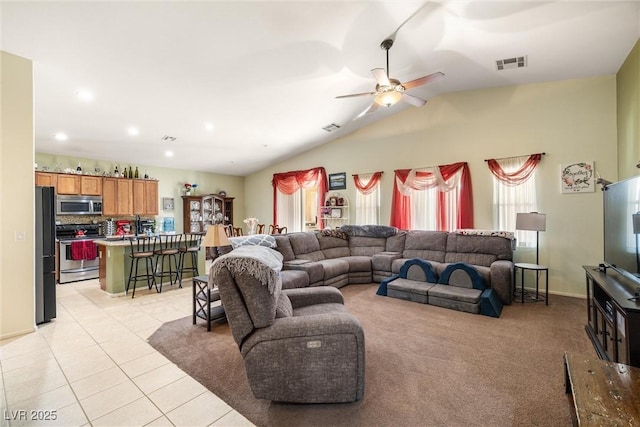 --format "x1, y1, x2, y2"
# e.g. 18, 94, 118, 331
272, 167, 327, 231
354, 172, 382, 225
489, 155, 541, 247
